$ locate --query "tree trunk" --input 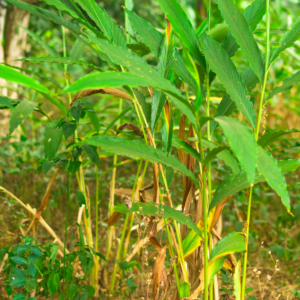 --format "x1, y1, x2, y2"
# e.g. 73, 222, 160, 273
0, 2, 31, 137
